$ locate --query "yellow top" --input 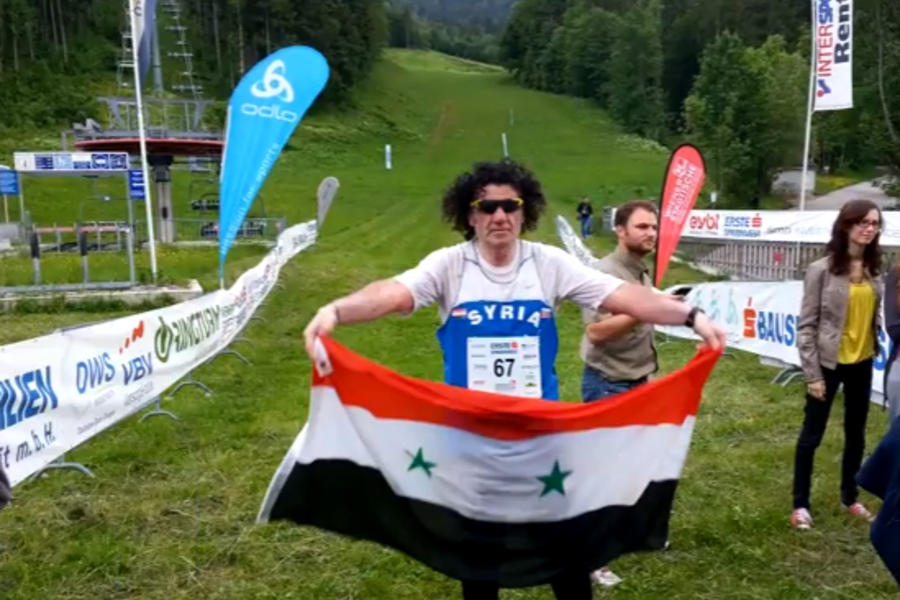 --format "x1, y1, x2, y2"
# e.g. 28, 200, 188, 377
838, 281, 877, 364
